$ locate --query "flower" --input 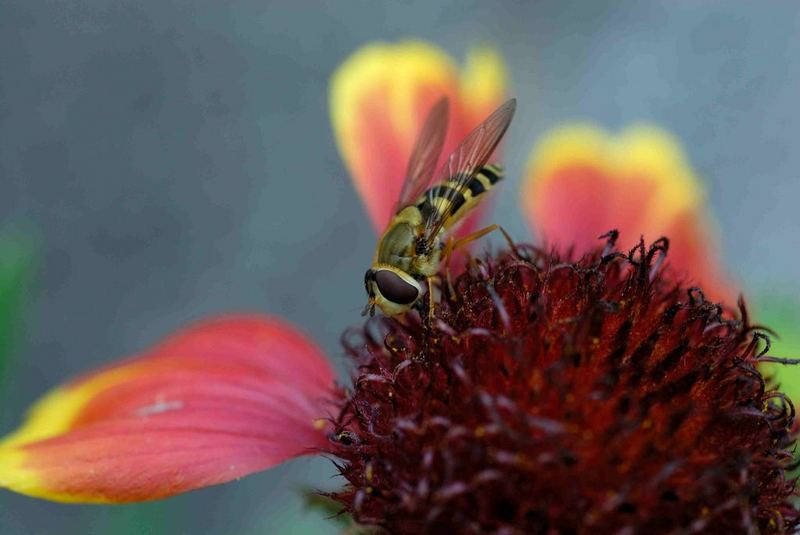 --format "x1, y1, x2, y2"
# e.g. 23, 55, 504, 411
329, 238, 798, 533
0, 40, 797, 533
